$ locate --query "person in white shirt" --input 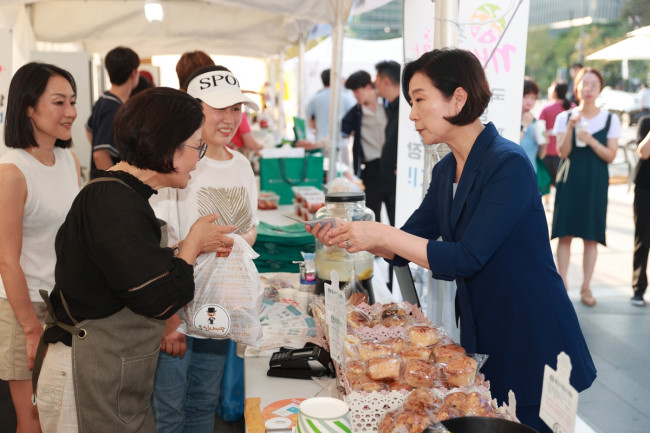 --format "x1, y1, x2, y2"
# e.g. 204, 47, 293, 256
150, 65, 259, 433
